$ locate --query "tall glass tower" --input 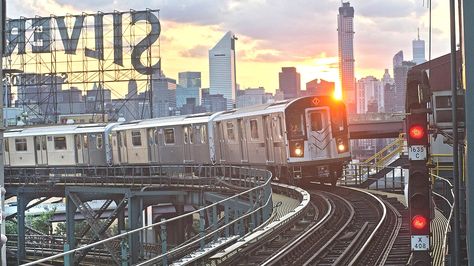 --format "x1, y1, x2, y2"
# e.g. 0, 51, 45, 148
209, 31, 237, 110
337, 2, 356, 113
